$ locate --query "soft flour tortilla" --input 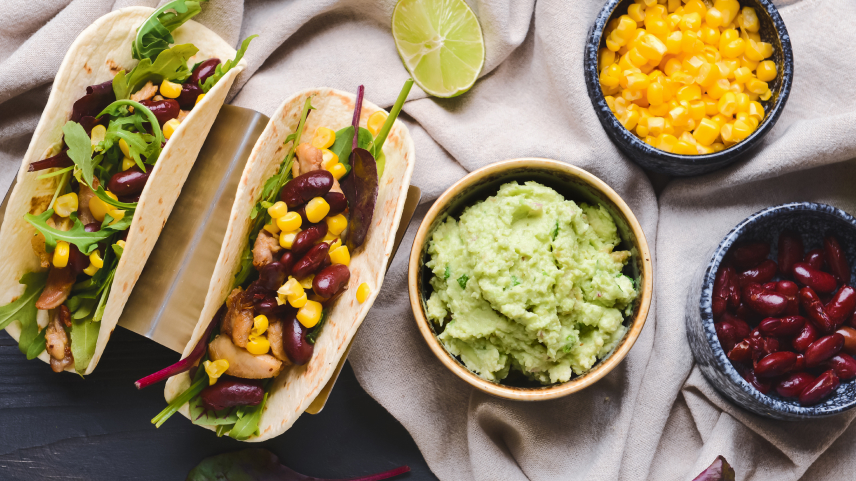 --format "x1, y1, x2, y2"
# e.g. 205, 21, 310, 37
0, 7, 245, 375
164, 89, 415, 441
